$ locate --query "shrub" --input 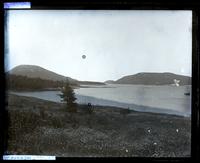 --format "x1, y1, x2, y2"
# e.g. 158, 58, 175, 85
120, 108, 131, 116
